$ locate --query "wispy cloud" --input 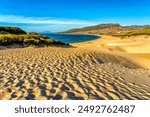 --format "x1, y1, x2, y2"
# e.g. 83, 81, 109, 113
0, 14, 95, 25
